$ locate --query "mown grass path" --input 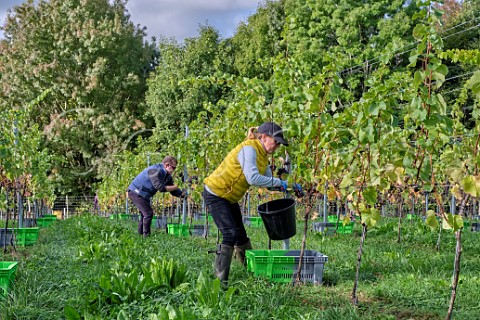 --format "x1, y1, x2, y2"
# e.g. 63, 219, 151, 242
1, 214, 479, 319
